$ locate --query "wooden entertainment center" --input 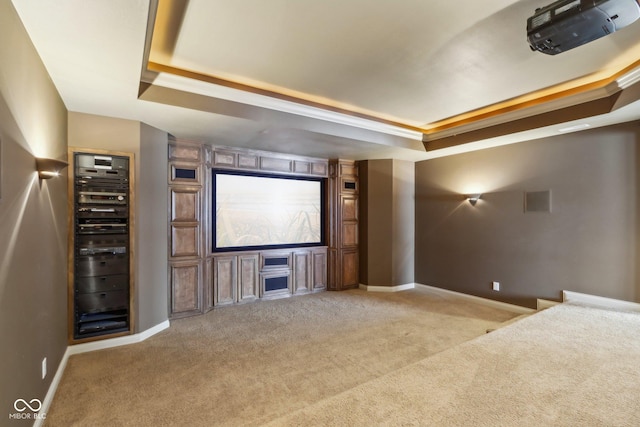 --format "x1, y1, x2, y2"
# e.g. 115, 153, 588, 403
168, 140, 359, 319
